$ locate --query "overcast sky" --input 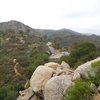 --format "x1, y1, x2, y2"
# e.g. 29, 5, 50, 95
0, 0, 100, 35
